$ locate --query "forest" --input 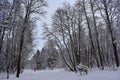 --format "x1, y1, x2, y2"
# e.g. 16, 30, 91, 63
0, 0, 120, 79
